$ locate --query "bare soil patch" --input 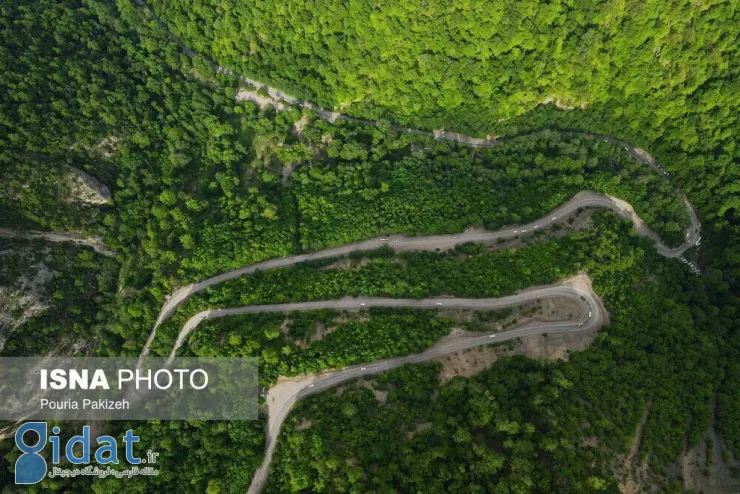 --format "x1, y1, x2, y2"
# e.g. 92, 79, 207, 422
236, 88, 286, 111
616, 402, 653, 494
681, 397, 740, 493
539, 95, 588, 110
279, 317, 292, 335
442, 293, 586, 339
437, 276, 600, 382
332, 378, 388, 404
520, 329, 595, 360
310, 321, 332, 343
358, 379, 388, 403
293, 114, 311, 136
318, 257, 370, 272
293, 312, 371, 349
281, 163, 297, 186
295, 419, 313, 431
582, 437, 598, 448
437, 329, 596, 383
405, 422, 432, 440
